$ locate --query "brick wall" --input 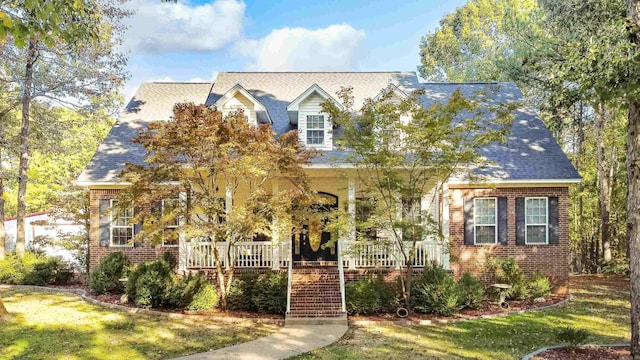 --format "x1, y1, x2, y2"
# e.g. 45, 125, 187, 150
447, 187, 570, 294
89, 189, 178, 270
